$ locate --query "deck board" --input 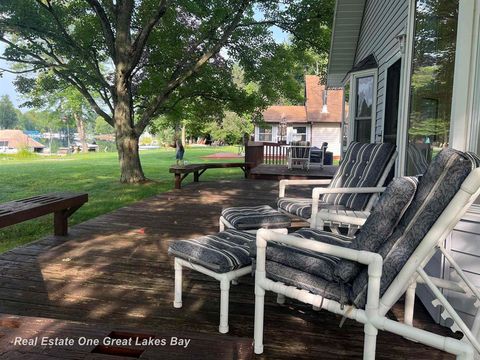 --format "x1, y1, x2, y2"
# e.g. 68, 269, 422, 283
0, 179, 456, 359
